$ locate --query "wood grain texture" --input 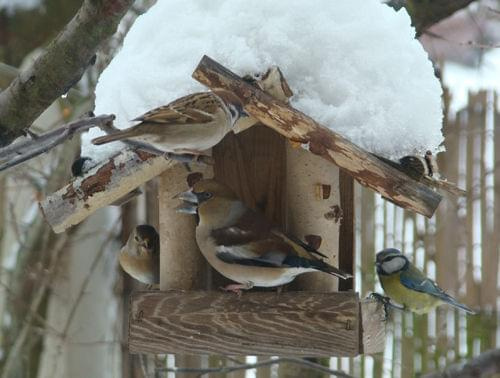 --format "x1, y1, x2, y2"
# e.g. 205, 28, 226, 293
213, 124, 287, 225
360, 299, 386, 355
129, 291, 361, 357
192, 55, 442, 217
39, 149, 174, 233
